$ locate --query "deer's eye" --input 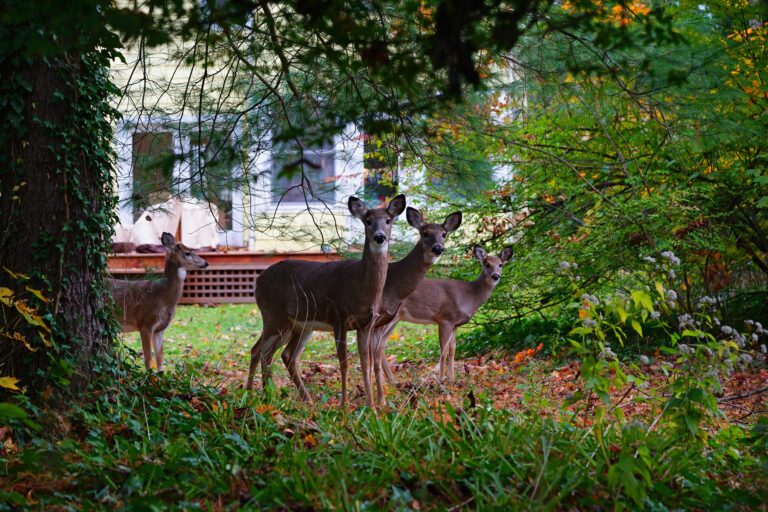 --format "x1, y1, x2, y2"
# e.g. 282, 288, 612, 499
442, 232, 447, 238
185, 251, 191, 257
386, 219, 391, 225
366, 219, 373, 226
